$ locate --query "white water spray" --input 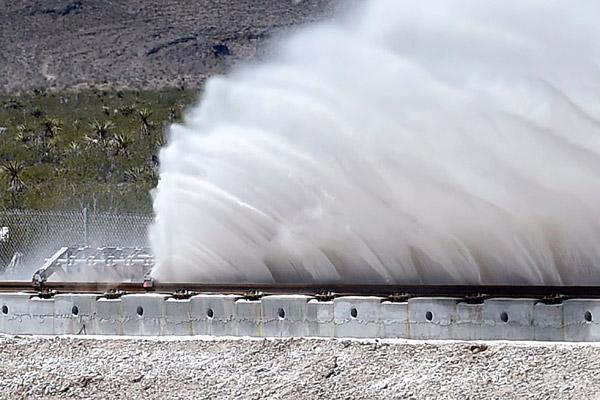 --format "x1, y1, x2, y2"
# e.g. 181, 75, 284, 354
150, 0, 600, 284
